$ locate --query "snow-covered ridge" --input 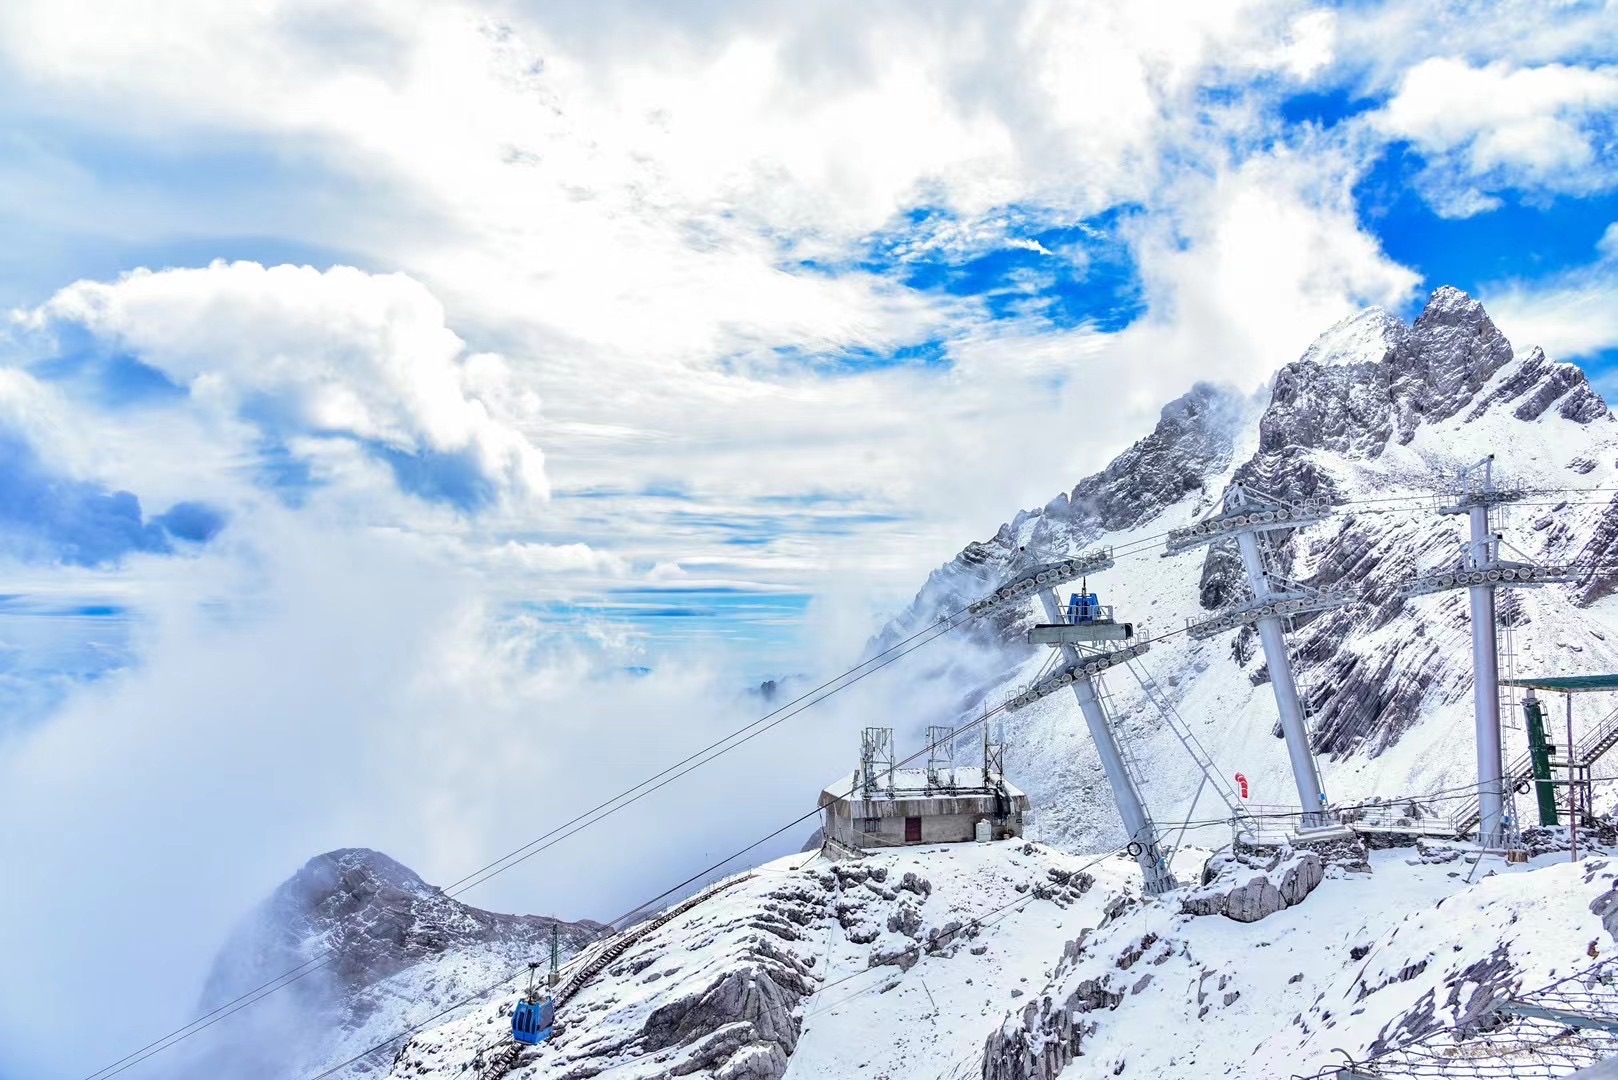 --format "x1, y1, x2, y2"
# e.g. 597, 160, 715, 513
187, 848, 605, 1079
874, 285, 1618, 859
205, 287, 1618, 1080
